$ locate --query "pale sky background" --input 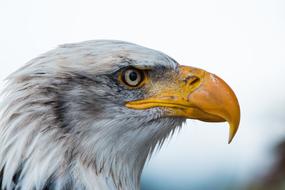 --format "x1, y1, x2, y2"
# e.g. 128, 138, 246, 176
0, 0, 284, 189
